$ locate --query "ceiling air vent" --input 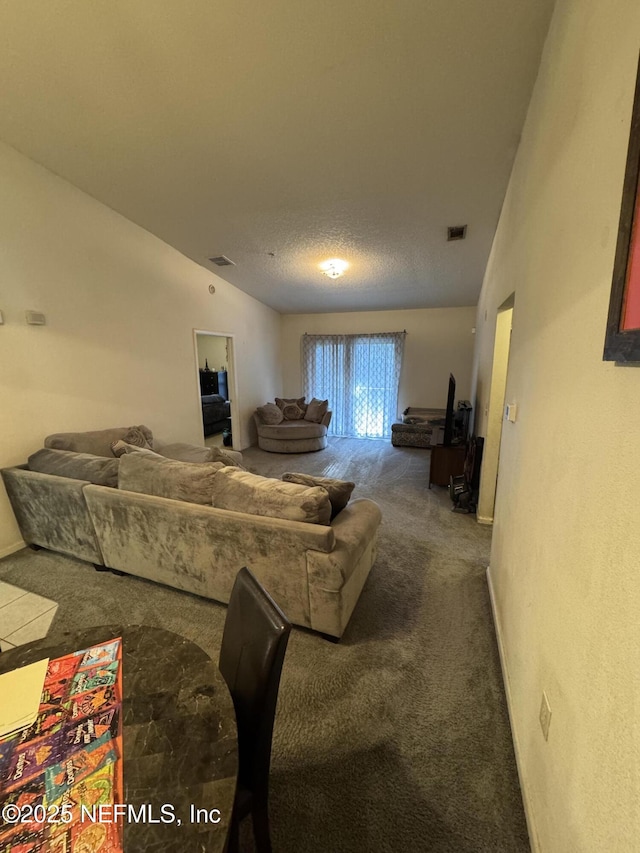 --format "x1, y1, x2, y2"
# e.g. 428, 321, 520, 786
447, 225, 467, 241
209, 255, 235, 266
